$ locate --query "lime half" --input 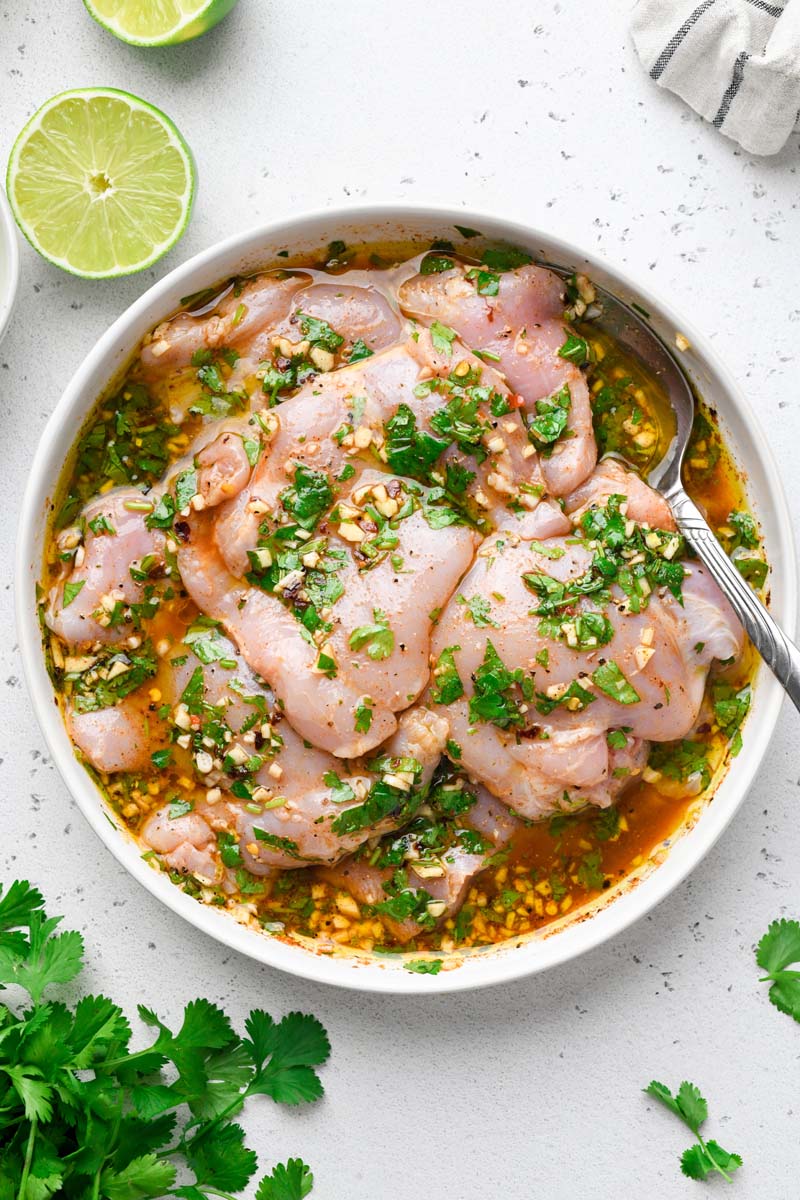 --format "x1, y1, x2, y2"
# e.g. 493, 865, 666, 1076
6, 89, 196, 279
84, 0, 239, 46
